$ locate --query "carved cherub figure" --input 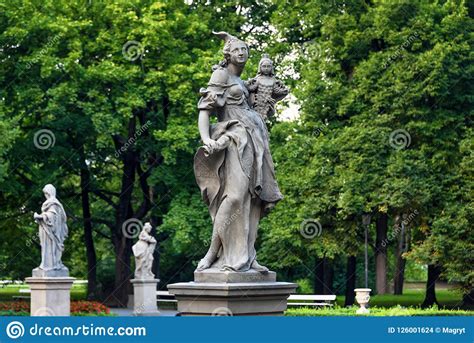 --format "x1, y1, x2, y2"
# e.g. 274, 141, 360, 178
246, 54, 289, 121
